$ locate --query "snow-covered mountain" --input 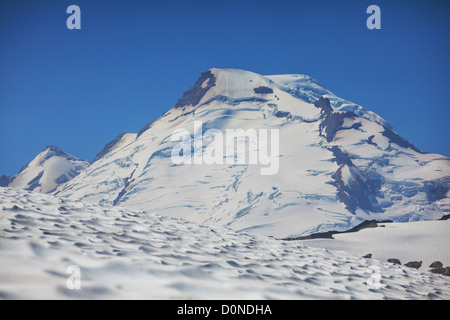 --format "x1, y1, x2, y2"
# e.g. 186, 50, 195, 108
48, 68, 449, 238
2, 145, 89, 193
